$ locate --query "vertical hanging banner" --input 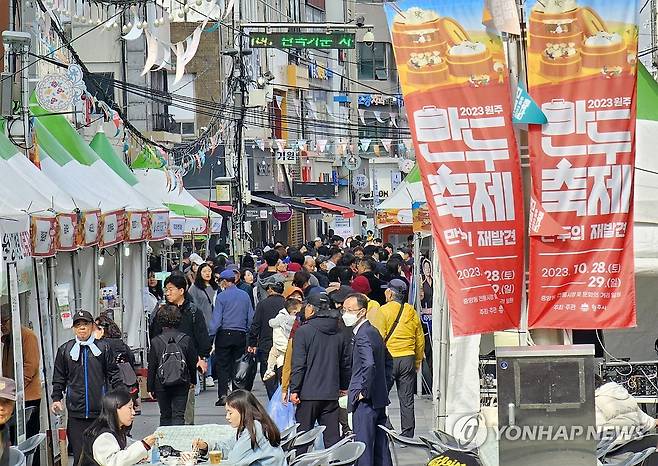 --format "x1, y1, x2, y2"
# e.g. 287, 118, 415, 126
150, 210, 170, 240
386, 1, 525, 335
79, 210, 101, 247
126, 211, 150, 243
526, 0, 638, 329
30, 216, 57, 257
56, 213, 78, 251
99, 210, 126, 248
